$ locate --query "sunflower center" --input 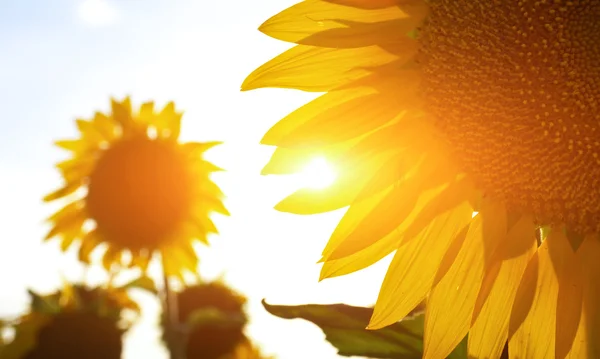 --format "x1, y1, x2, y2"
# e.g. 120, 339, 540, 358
87, 136, 192, 248
25, 312, 122, 359
419, 0, 600, 234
